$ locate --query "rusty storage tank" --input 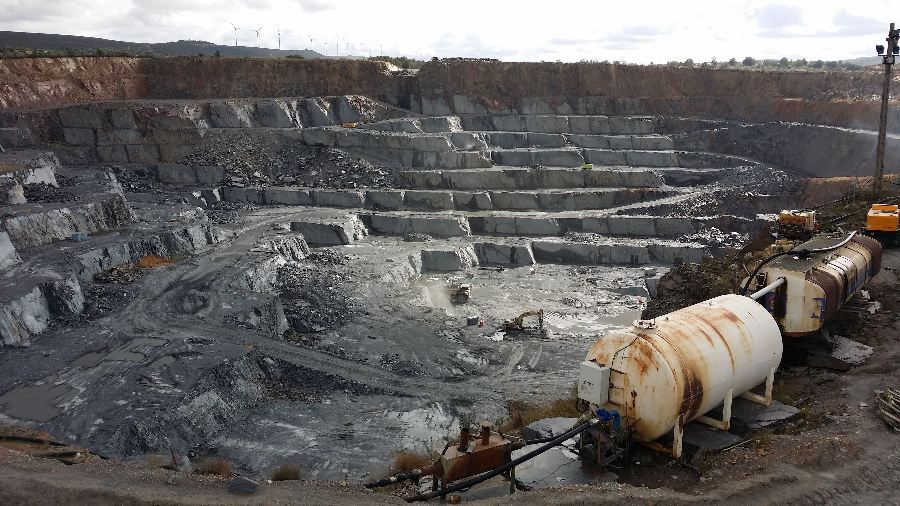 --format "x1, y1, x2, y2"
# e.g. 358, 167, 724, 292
744, 234, 881, 336
582, 294, 782, 448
